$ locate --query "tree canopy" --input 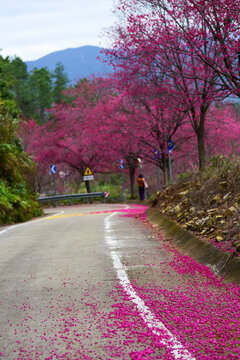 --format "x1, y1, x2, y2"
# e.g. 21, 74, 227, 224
0, 55, 42, 224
